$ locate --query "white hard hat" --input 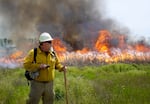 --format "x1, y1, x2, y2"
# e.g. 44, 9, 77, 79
39, 32, 53, 42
